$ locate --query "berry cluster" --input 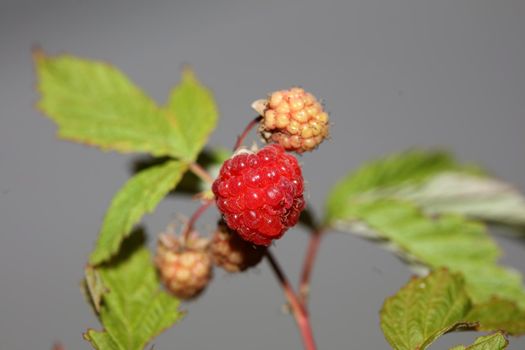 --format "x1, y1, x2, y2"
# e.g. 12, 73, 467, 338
157, 88, 325, 300
212, 144, 305, 246
258, 87, 329, 153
